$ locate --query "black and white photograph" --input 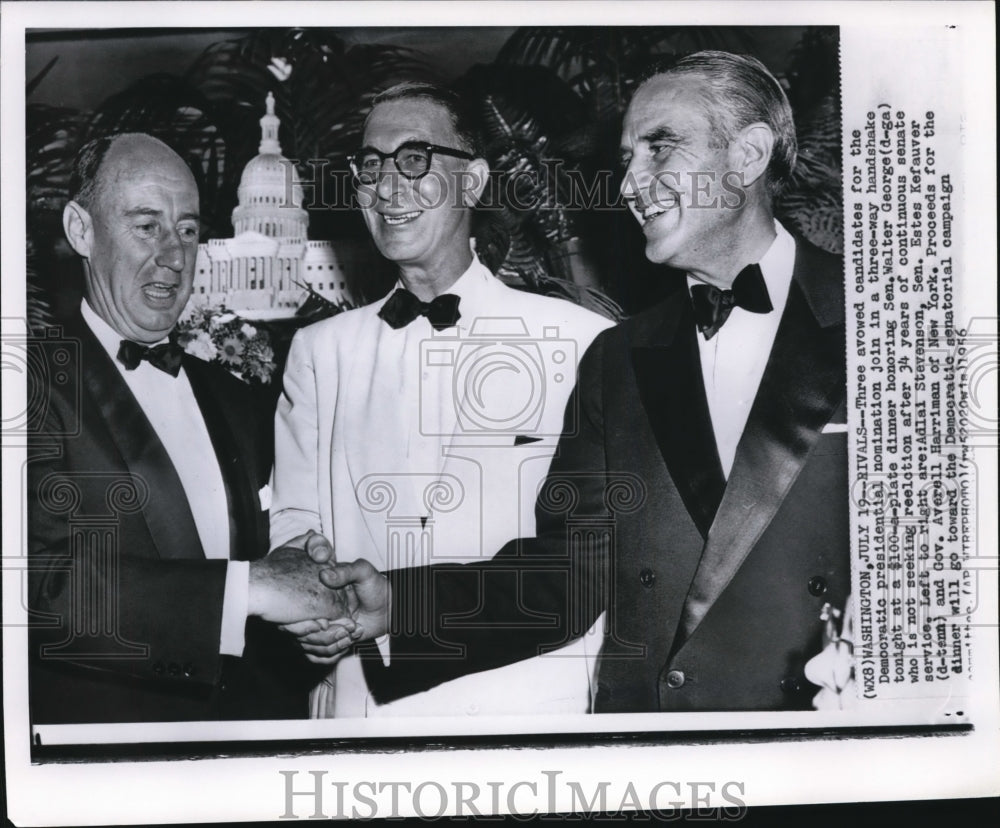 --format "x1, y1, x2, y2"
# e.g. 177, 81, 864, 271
2, 1, 996, 823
